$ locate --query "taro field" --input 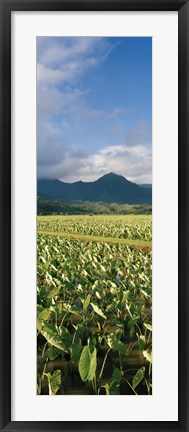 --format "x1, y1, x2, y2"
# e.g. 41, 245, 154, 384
37, 215, 152, 395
